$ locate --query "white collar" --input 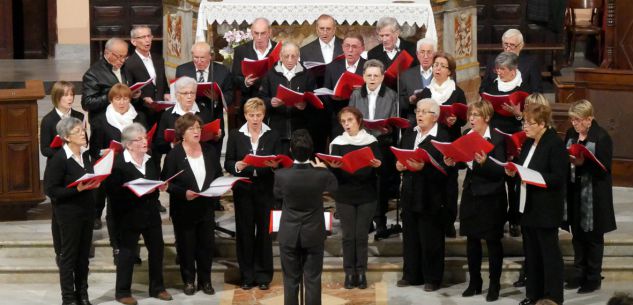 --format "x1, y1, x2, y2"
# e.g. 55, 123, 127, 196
415, 123, 438, 138
135, 49, 151, 60
55, 107, 71, 119
253, 41, 272, 56
63, 144, 88, 165
196, 64, 210, 74
346, 58, 361, 70
468, 126, 492, 139
367, 85, 381, 96
383, 38, 401, 53
282, 64, 296, 75
319, 38, 334, 49
172, 101, 200, 115
293, 159, 311, 164
420, 66, 433, 78
123, 149, 150, 167
238, 122, 271, 137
